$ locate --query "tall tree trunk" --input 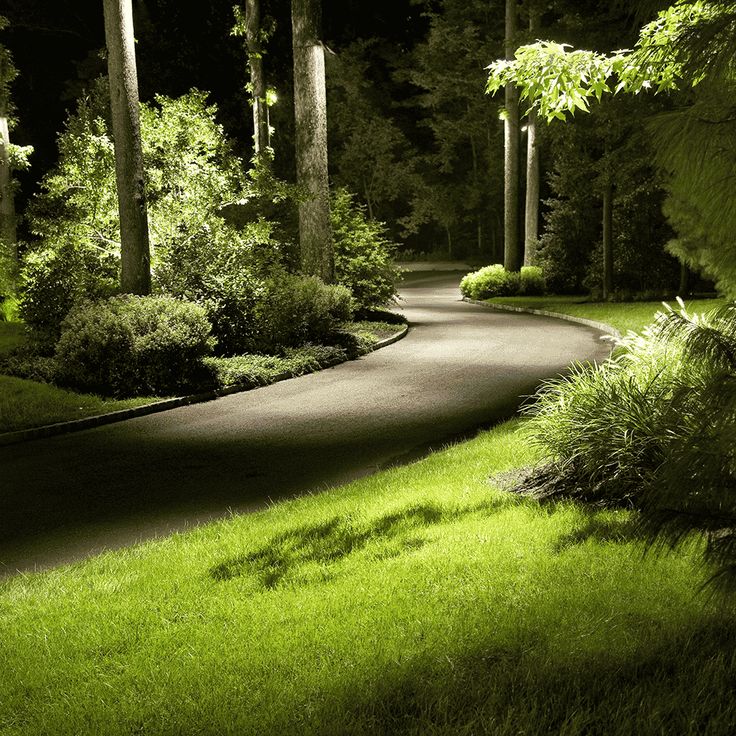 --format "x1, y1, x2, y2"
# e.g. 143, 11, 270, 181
602, 179, 613, 300
679, 261, 690, 296
523, 3, 541, 267
291, 0, 333, 283
245, 0, 270, 163
103, 0, 151, 295
504, 0, 521, 272
0, 108, 16, 272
